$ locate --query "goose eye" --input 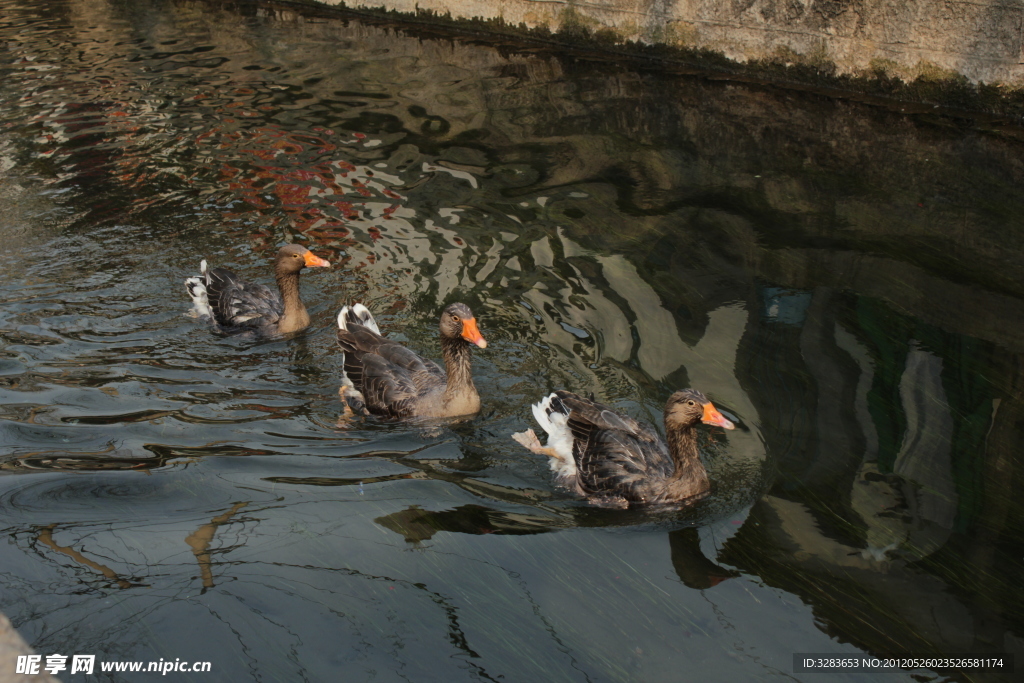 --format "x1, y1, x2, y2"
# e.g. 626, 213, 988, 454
687, 400, 695, 406
292, 254, 300, 258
